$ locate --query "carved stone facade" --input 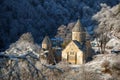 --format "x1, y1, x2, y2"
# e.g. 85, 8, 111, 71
62, 41, 85, 64
62, 19, 88, 64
